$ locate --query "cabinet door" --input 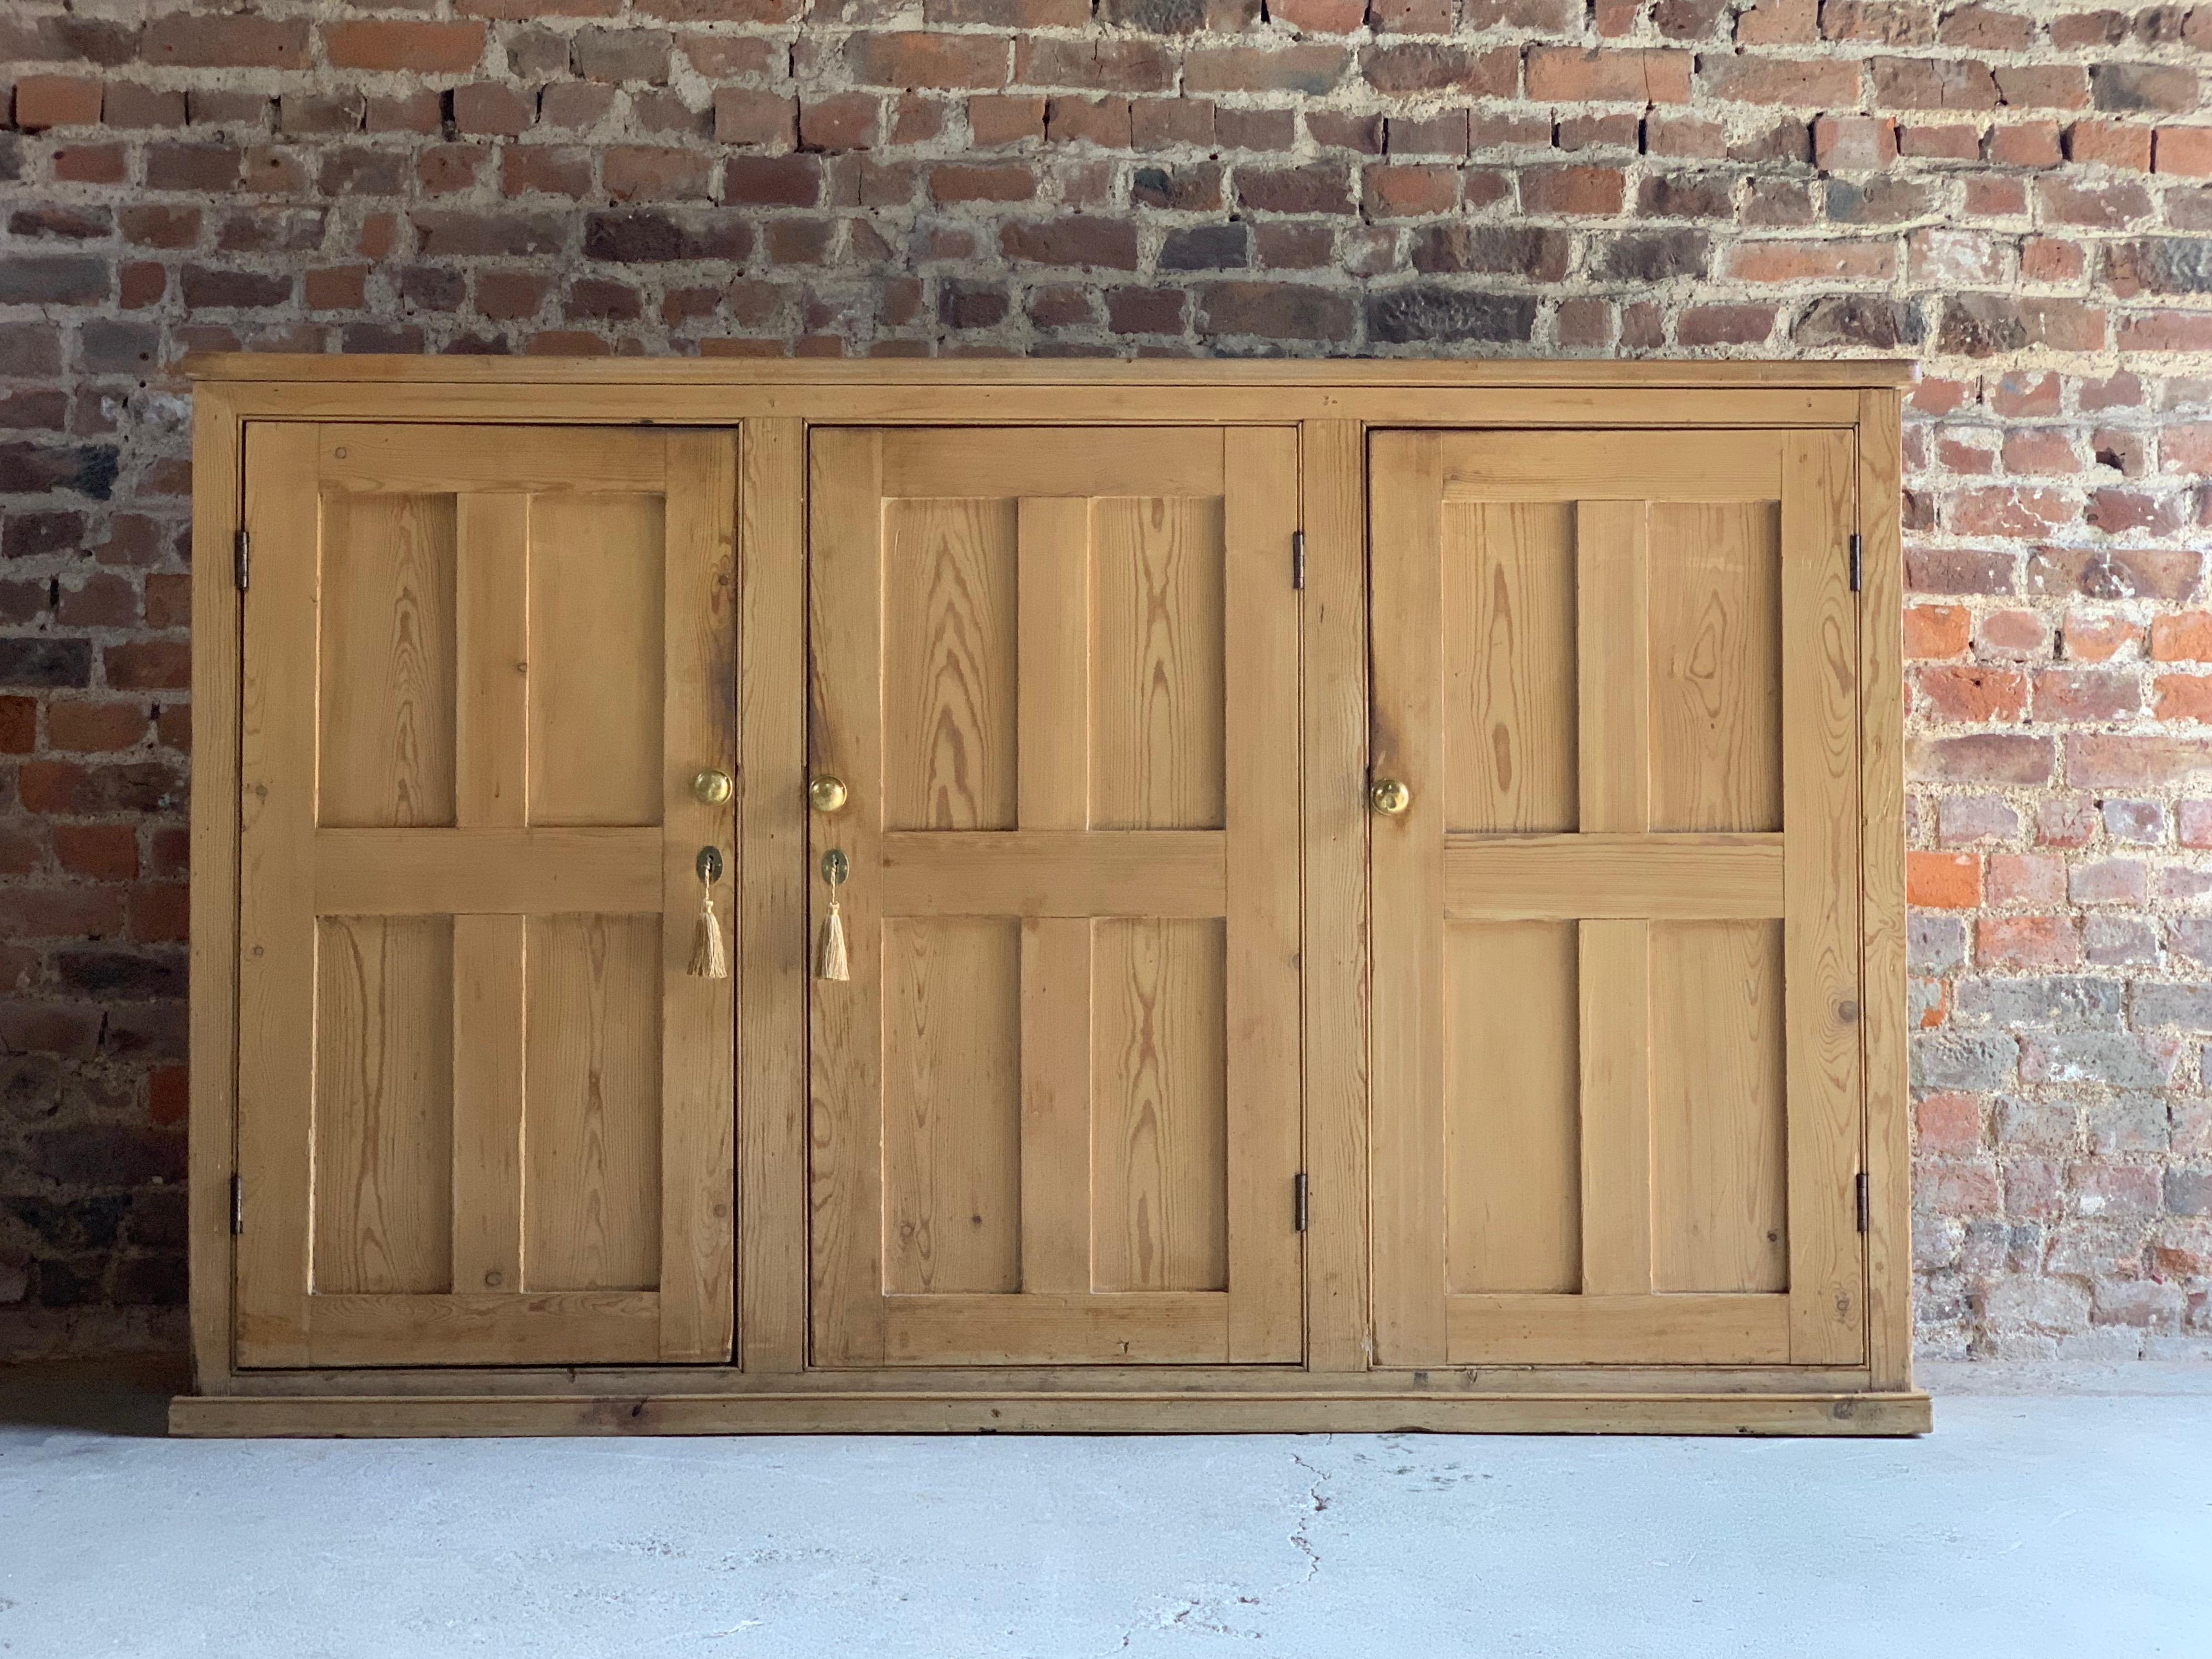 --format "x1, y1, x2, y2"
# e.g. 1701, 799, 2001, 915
808, 428, 1302, 1366
1369, 428, 1862, 1368
235, 424, 736, 1368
